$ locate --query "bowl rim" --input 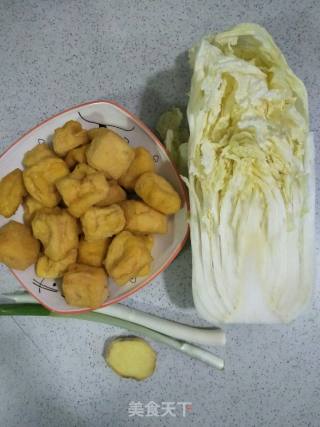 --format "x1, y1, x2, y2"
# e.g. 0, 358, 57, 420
0, 99, 189, 313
